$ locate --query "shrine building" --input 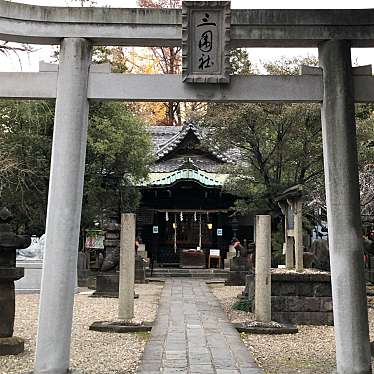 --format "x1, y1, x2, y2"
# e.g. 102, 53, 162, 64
136, 123, 254, 268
